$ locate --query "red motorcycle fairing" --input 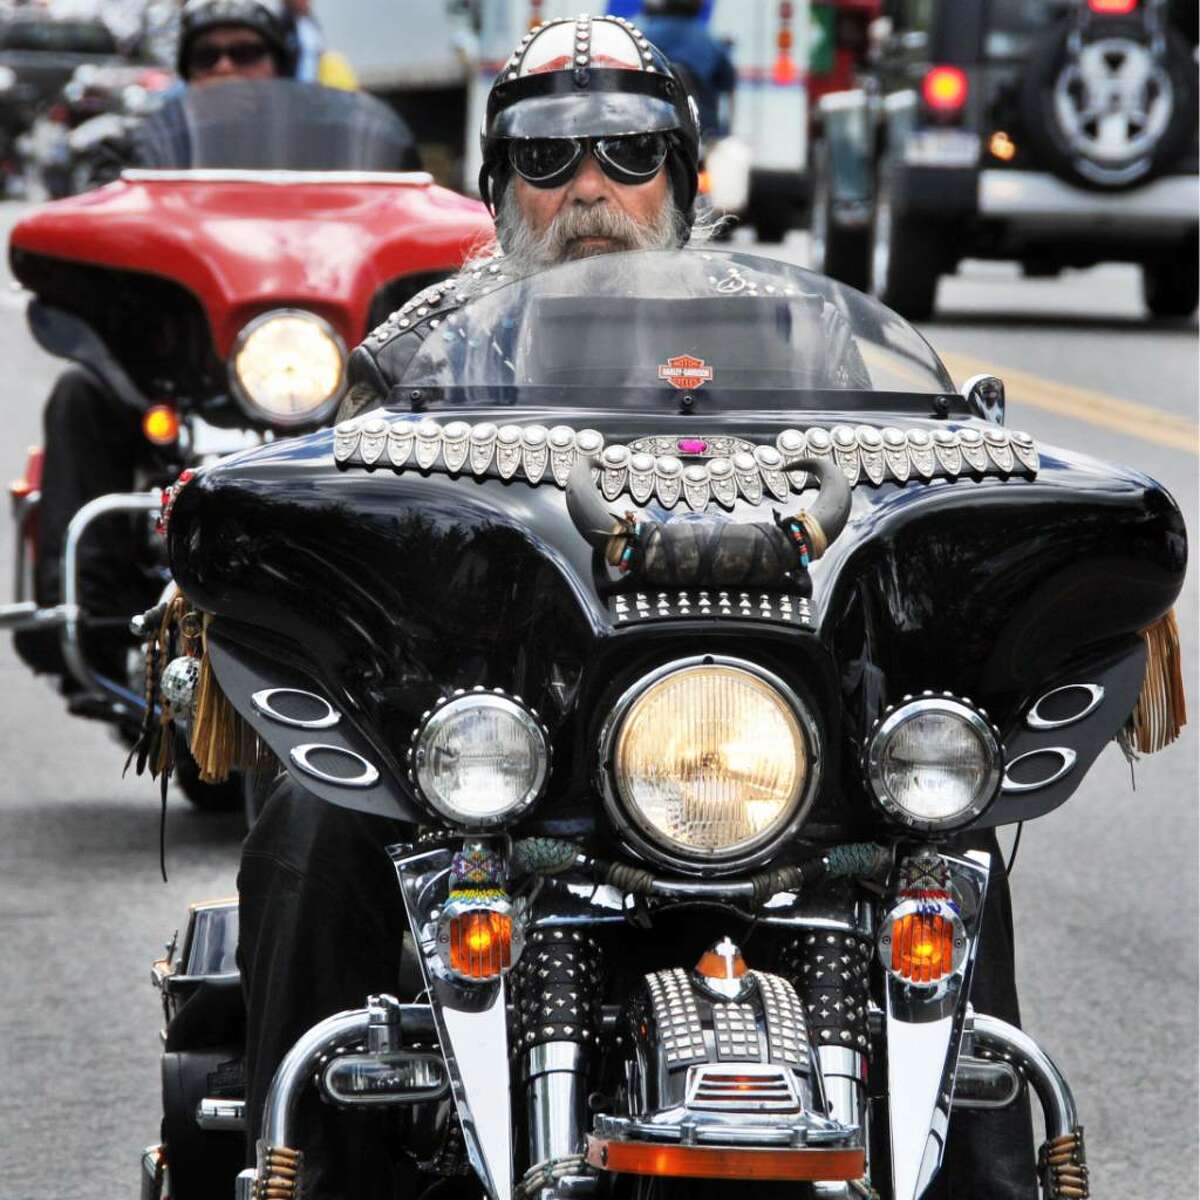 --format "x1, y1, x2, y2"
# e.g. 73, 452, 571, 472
9, 173, 494, 355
